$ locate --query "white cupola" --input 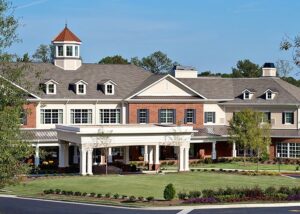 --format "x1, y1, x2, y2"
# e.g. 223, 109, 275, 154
52, 25, 82, 70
